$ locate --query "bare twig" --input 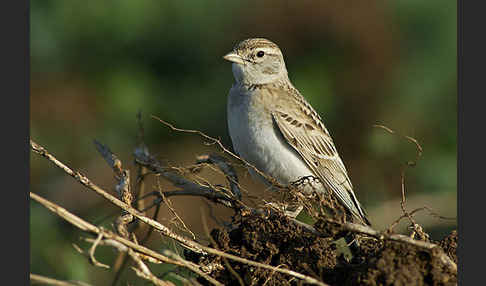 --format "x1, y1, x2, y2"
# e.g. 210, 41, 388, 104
30, 273, 92, 286
151, 115, 284, 188
31, 145, 330, 285
134, 145, 214, 195
112, 112, 150, 286
196, 154, 242, 200
30, 192, 178, 265
31, 140, 205, 254
89, 233, 110, 269
134, 150, 256, 214
372, 124, 423, 165
387, 206, 456, 233
30, 192, 225, 285
93, 140, 123, 177
30, 142, 332, 285
156, 175, 196, 240
33, 135, 455, 284
196, 242, 330, 286
373, 124, 431, 240
134, 151, 240, 209
127, 249, 175, 286
82, 237, 162, 265
162, 250, 225, 286
142, 189, 237, 210
94, 140, 133, 207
